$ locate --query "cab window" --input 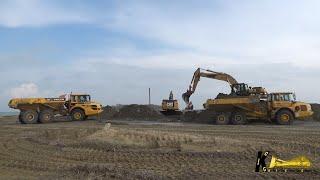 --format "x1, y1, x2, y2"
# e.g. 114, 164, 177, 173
79, 95, 90, 102
283, 94, 290, 101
